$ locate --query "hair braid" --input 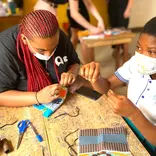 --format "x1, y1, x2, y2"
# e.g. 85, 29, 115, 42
16, 10, 59, 91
